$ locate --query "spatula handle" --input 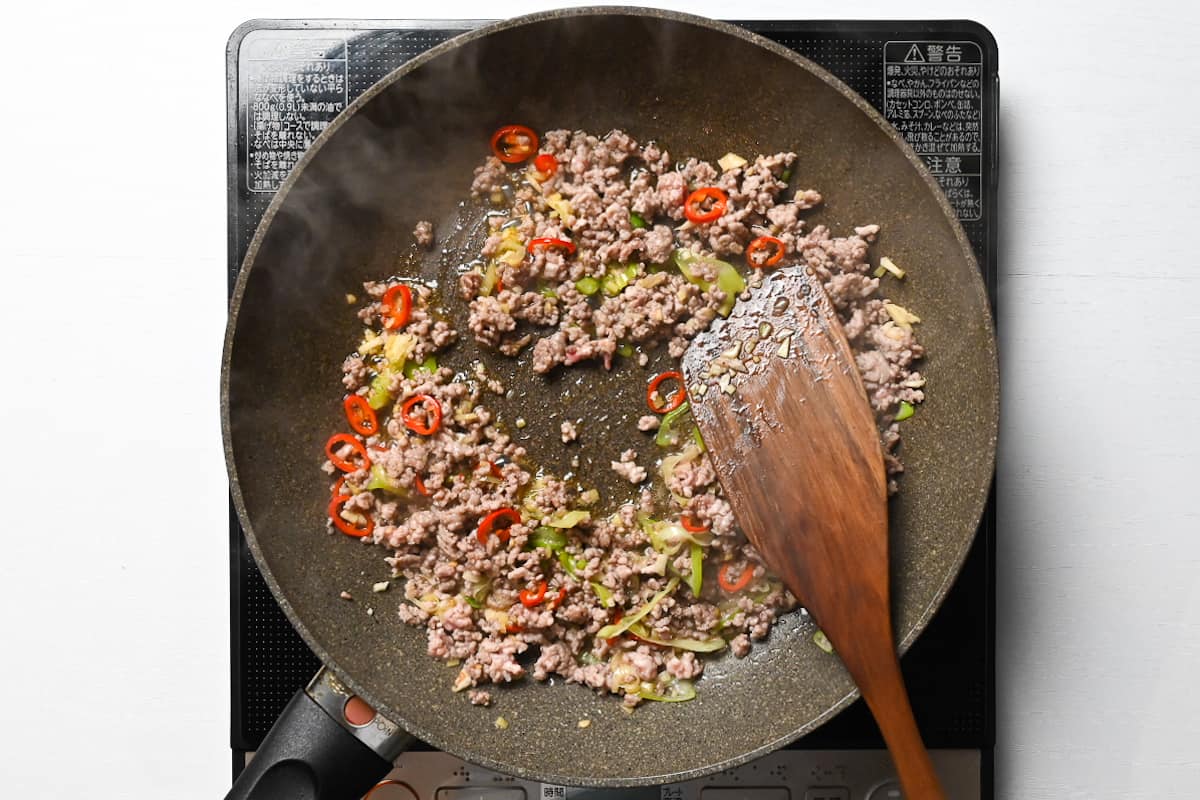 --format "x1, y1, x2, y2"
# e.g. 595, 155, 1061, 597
854, 649, 947, 800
